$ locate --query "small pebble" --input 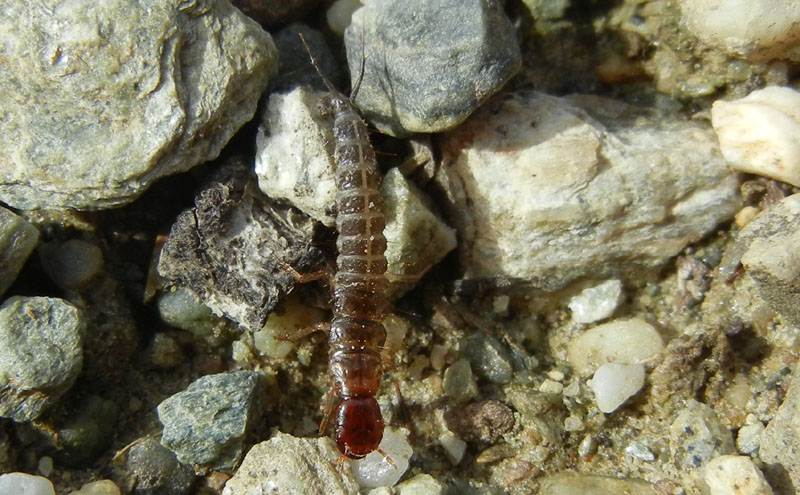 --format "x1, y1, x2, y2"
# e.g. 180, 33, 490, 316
737, 422, 765, 454
39, 239, 104, 290
157, 371, 266, 469
0, 296, 84, 422
704, 455, 773, 495
149, 333, 183, 369
588, 363, 645, 413
539, 379, 564, 395
68, 480, 121, 495
429, 344, 448, 371
122, 437, 195, 495
567, 318, 664, 376
568, 279, 623, 324
0, 206, 39, 298
395, 474, 445, 495
326, 0, 362, 35
438, 432, 467, 465
625, 442, 656, 462
253, 300, 324, 359
157, 288, 221, 337
37, 456, 53, 477
578, 435, 597, 459
0, 472, 55, 495
352, 428, 413, 489
461, 332, 514, 384
564, 415, 584, 432
669, 400, 735, 469
442, 358, 478, 402
711, 86, 800, 187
